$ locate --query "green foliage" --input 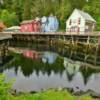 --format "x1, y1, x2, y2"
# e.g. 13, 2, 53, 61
70, 0, 86, 9
0, 74, 13, 100
0, 9, 19, 27
12, 0, 22, 22
3, 0, 13, 11
22, 0, 31, 20
58, 0, 72, 29
83, 0, 100, 30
